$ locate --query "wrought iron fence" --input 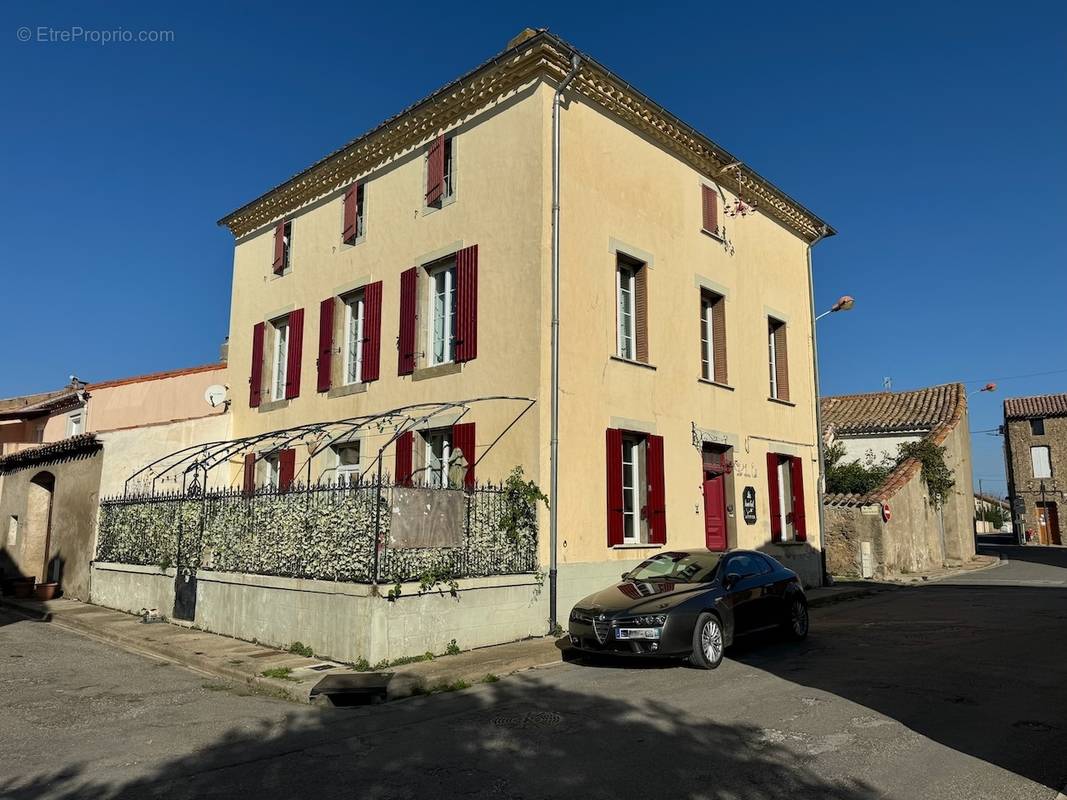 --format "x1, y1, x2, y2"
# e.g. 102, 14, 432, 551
95, 478, 539, 584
